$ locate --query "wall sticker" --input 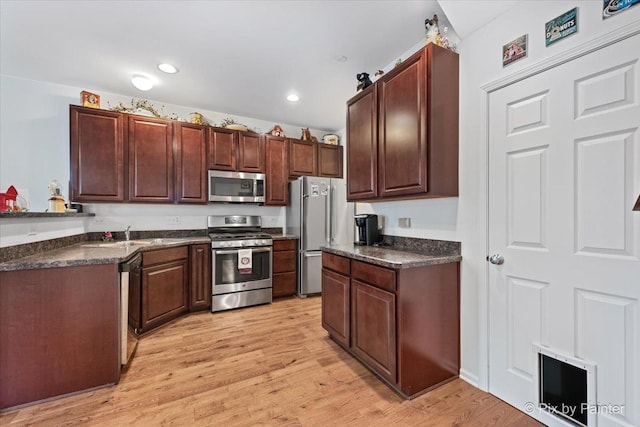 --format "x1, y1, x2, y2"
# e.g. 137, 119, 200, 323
502, 34, 528, 67
603, 0, 640, 18
545, 7, 578, 46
